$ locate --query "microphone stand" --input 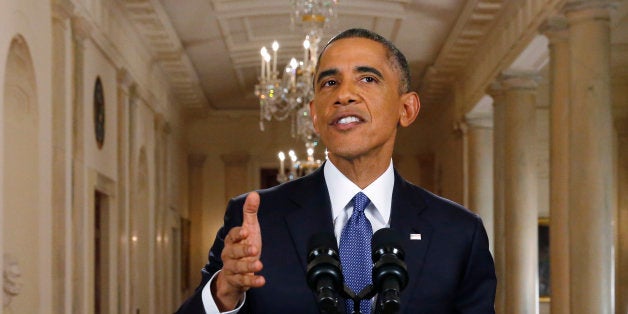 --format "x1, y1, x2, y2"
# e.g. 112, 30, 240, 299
354, 284, 377, 314
342, 283, 401, 314
336, 284, 377, 314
